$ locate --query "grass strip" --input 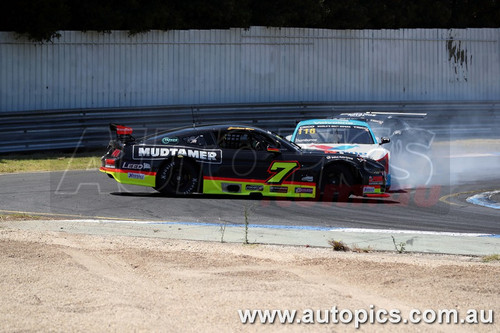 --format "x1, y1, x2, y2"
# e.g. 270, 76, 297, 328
0, 213, 47, 221
482, 254, 500, 263
0, 152, 101, 174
